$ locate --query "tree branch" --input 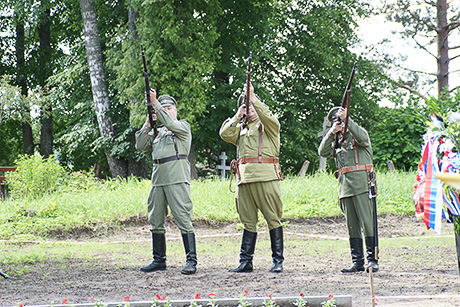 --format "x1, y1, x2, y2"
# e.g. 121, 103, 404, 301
448, 20, 460, 32
451, 54, 460, 61
449, 85, 460, 94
